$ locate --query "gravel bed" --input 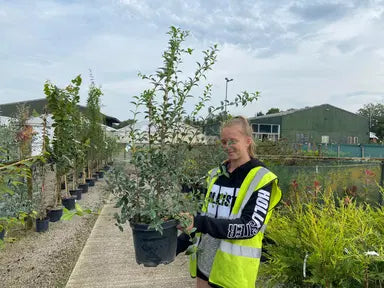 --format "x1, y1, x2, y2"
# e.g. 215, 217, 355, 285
0, 178, 110, 288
